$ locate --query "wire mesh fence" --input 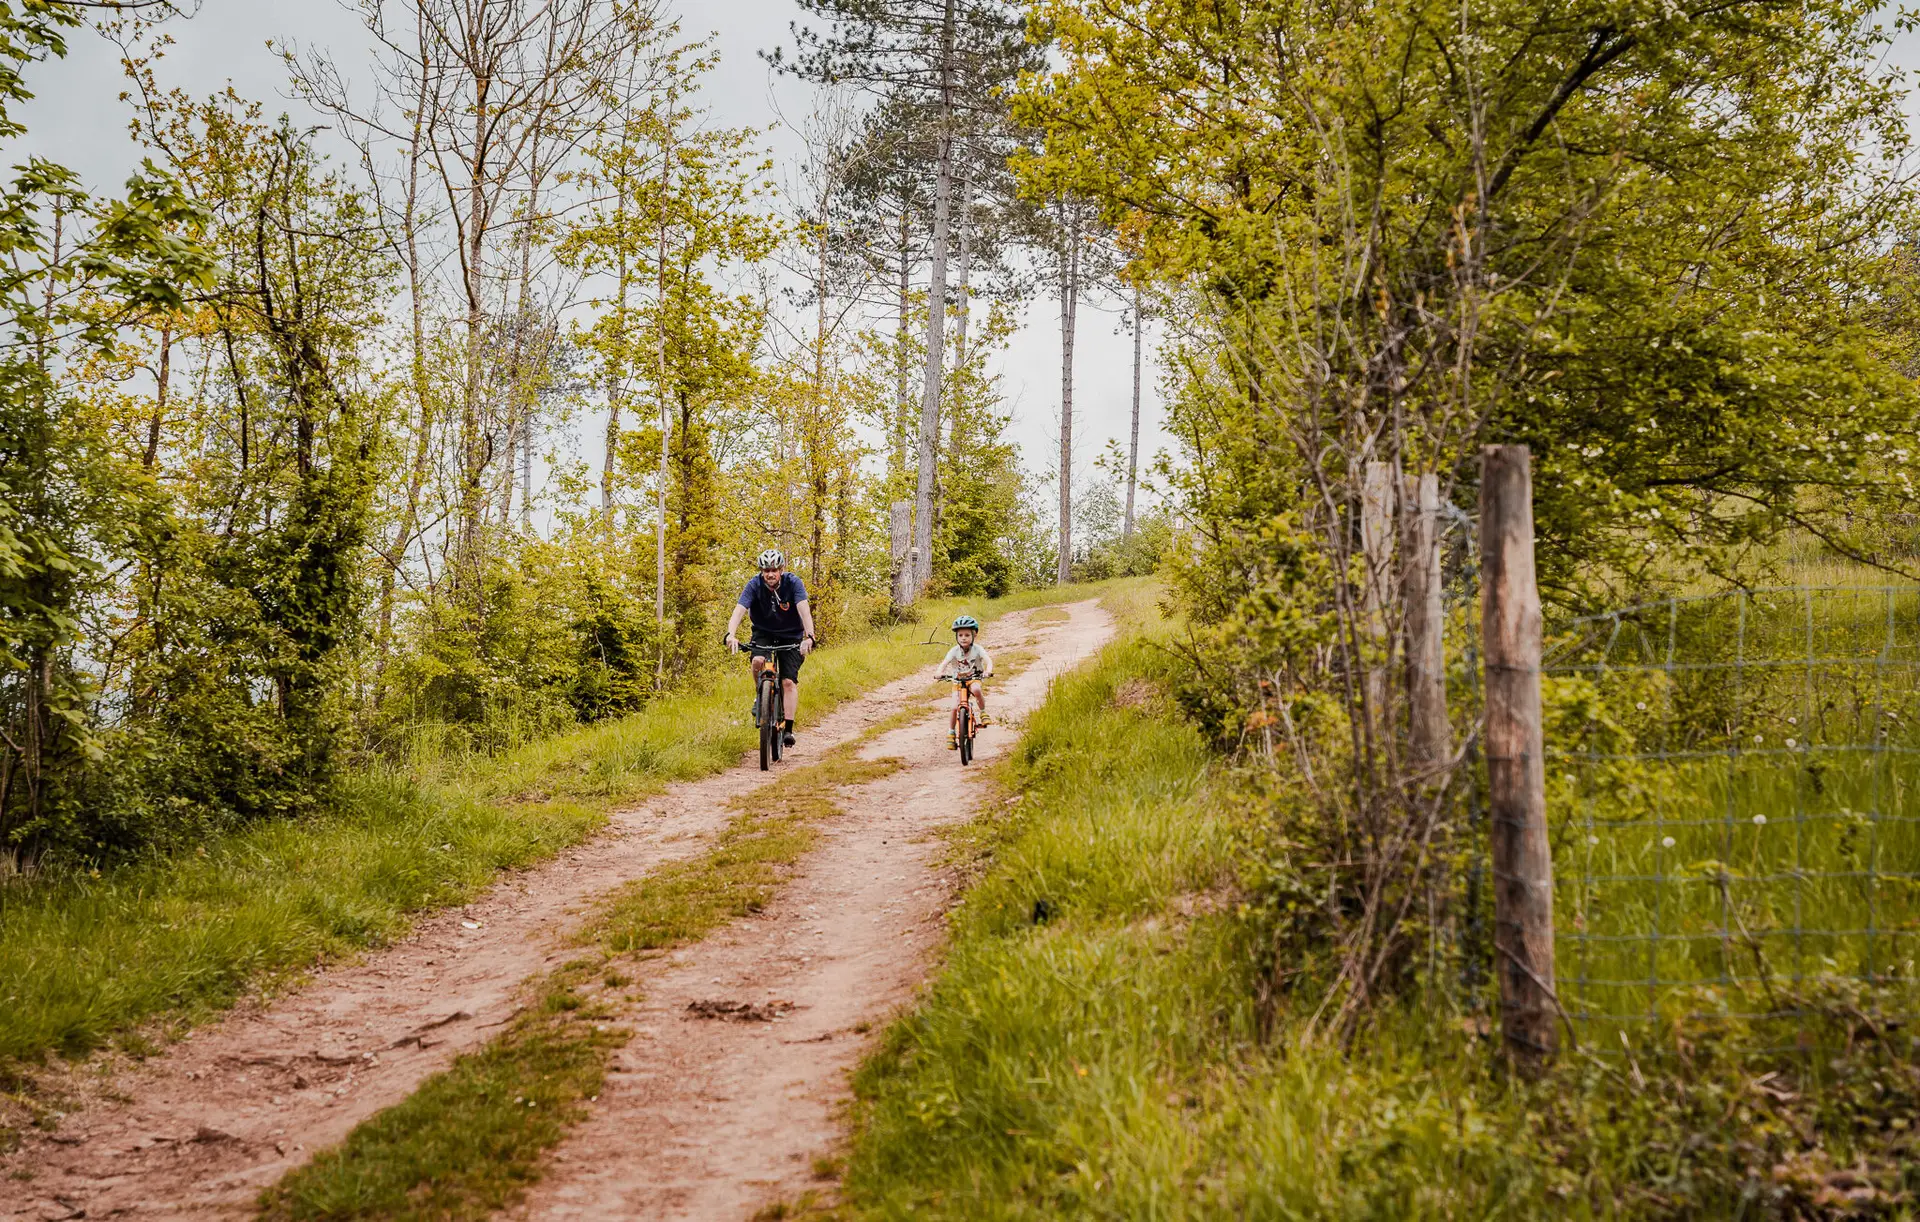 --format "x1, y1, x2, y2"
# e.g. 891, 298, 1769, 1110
1544, 585, 1920, 1054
